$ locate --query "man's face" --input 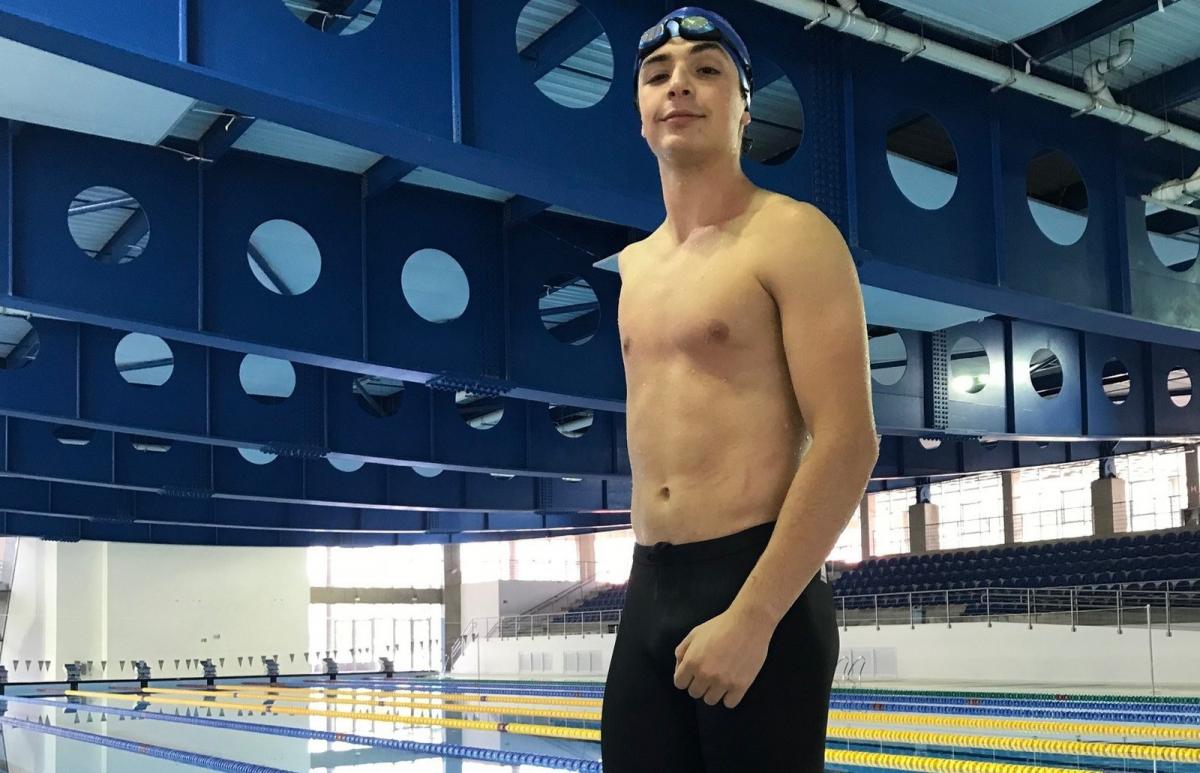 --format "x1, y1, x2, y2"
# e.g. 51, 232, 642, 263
637, 37, 749, 163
